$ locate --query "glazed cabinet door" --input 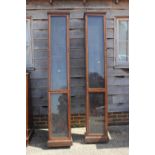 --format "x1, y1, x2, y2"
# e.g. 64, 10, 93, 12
85, 13, 109, 143
48, 13, 72, 147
